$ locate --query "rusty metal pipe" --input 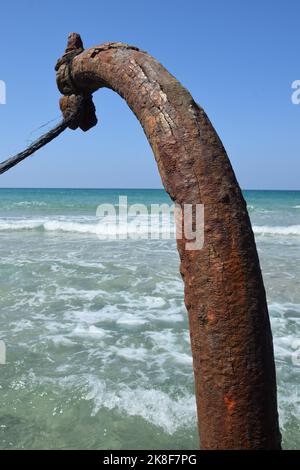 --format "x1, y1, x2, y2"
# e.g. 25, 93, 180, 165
56, 34, 281, 449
